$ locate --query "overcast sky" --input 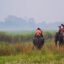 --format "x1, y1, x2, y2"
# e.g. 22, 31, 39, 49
0, 0, 64, 23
